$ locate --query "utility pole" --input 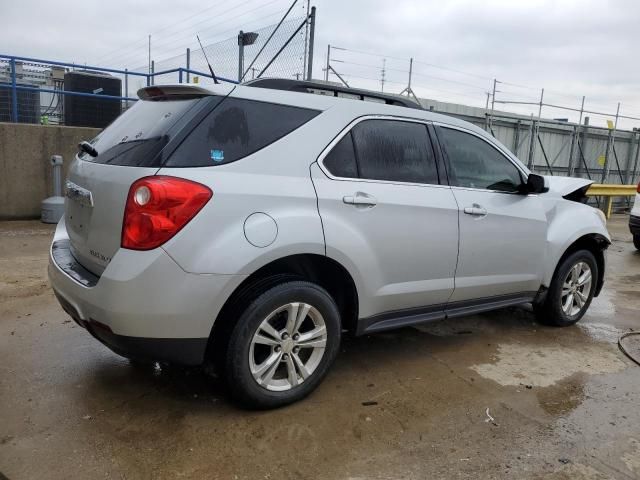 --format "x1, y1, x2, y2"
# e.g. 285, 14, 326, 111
186, 48, 191, 83
490, 78, 497, 112
325, 44, 330, 81
238, 30, 245, 82
302, 0, 310, 78
380, 58, 386, 92
399, 58, 420, 105
306, 6, 316, 80
487, 78, 497, 132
